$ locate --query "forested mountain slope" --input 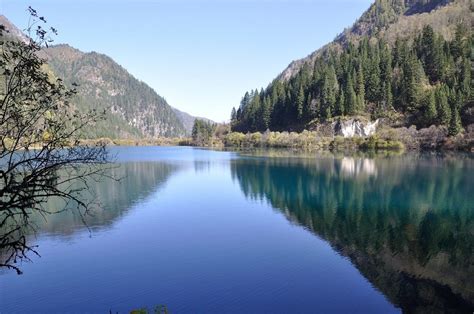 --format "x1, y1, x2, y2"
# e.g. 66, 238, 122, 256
231, 0, 472, 136
0, 15, 204, 139
43, 44, 186, 138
